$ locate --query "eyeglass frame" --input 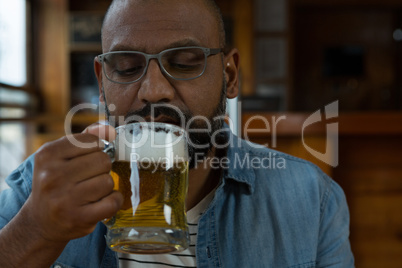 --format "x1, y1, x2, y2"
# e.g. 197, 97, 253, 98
97, 46, 222, 84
